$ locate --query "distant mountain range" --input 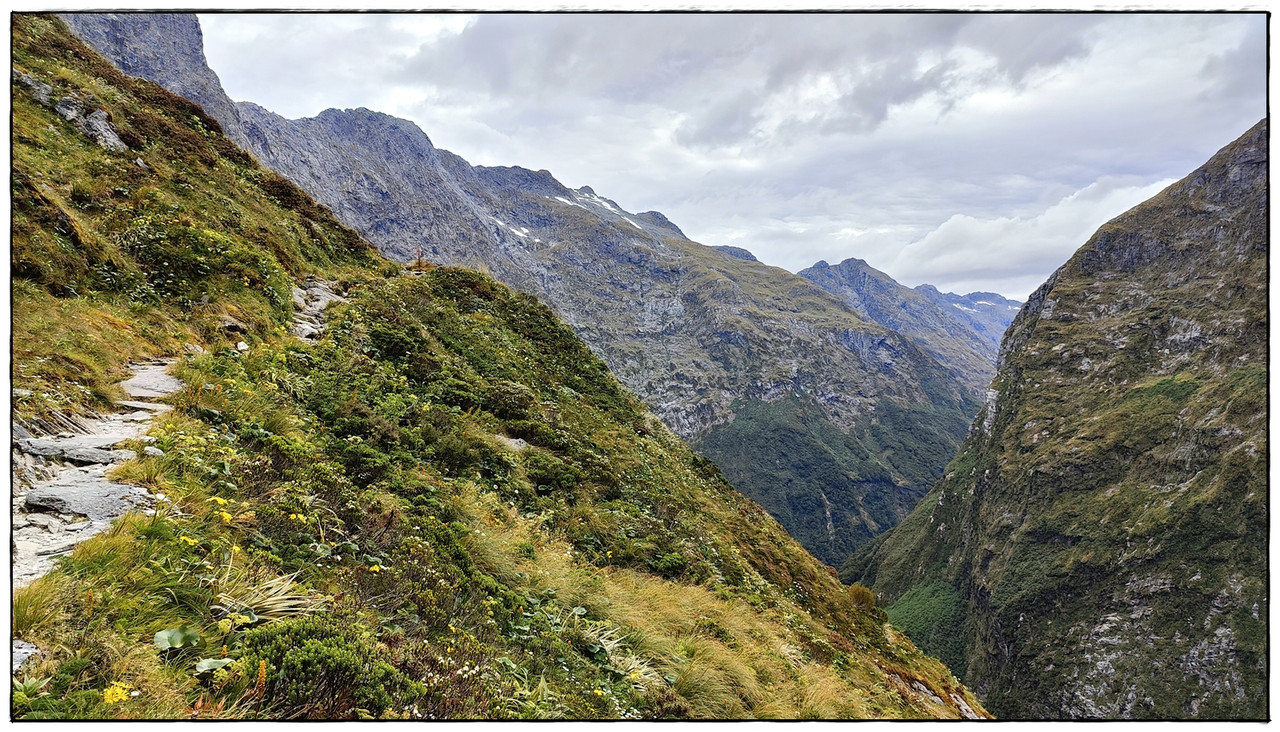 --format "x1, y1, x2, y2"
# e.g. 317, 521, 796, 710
800, 258, 1019, 396
60, 12, 1015, 568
